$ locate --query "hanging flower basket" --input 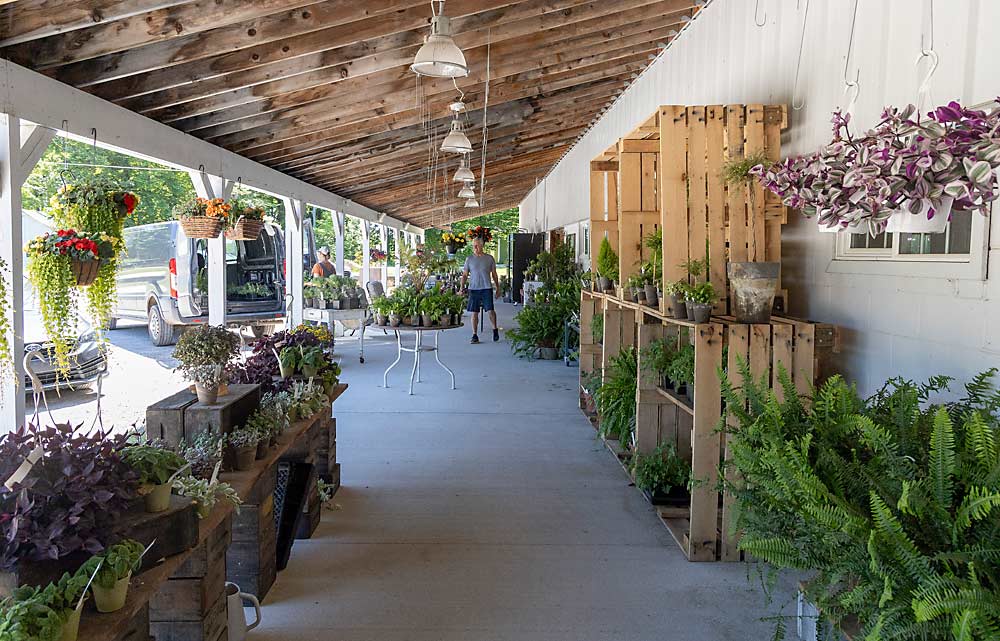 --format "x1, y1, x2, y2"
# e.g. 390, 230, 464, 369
71, 258, 102, 286
226, 217, 264, 240
173, 197, 231, 239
